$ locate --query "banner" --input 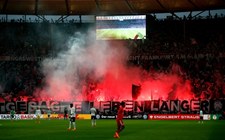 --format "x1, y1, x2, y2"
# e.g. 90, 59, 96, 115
211, 114, 222, 120
0, 100, 224, 114
0, 114, 36, 120
148, 114, 200, 120
203, 114, 211, 120
76, 114, 91, 120
96, 114, 147, 119
42, 114, 59, 119
128, 53, 225, 61
0, 114, 91, 120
